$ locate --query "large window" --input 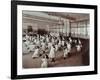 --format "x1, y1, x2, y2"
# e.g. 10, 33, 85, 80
71, 20, 89, 38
